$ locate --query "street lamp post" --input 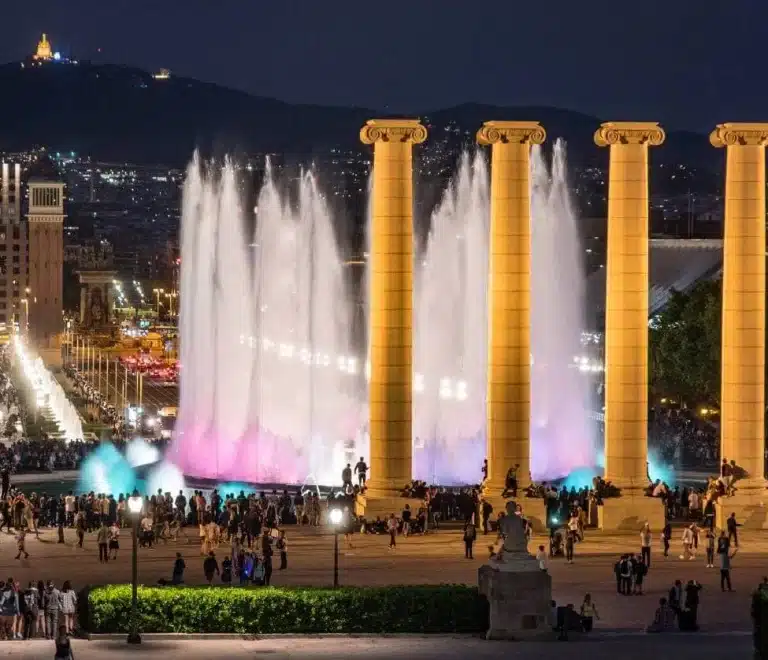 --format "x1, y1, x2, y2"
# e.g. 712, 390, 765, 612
127, 491, 143, 644
329, 508, 343, 588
